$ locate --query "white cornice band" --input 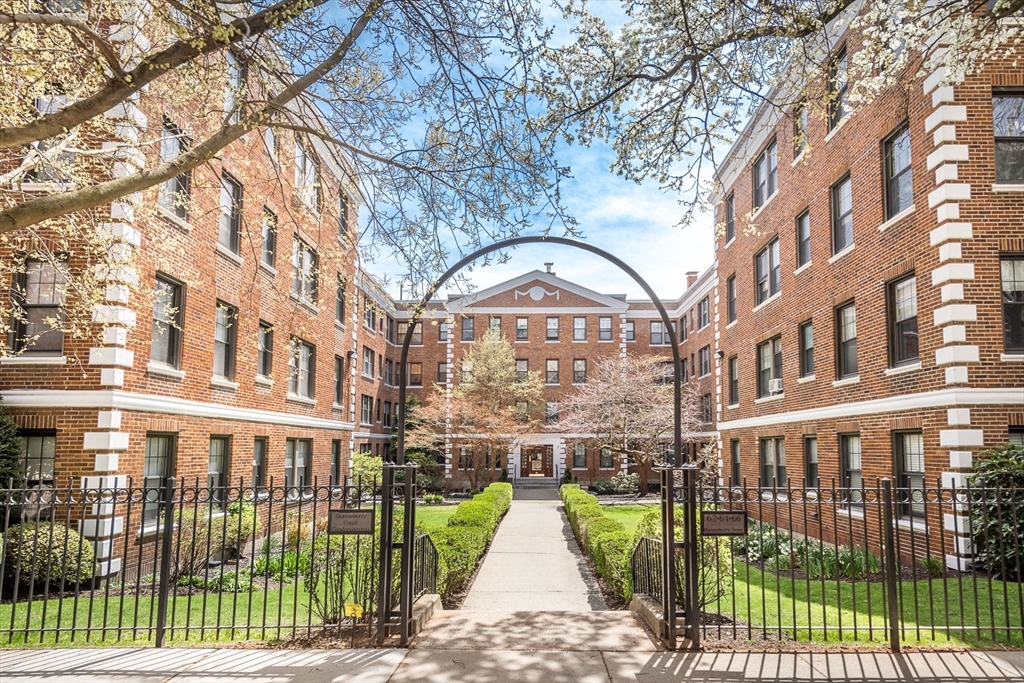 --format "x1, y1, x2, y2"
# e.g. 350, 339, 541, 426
0, 390, 357, 431
717, 388, 1024, 431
